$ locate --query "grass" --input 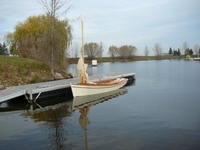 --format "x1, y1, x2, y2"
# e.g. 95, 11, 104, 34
0, 56, 48, 70
0, 55, 53, 87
